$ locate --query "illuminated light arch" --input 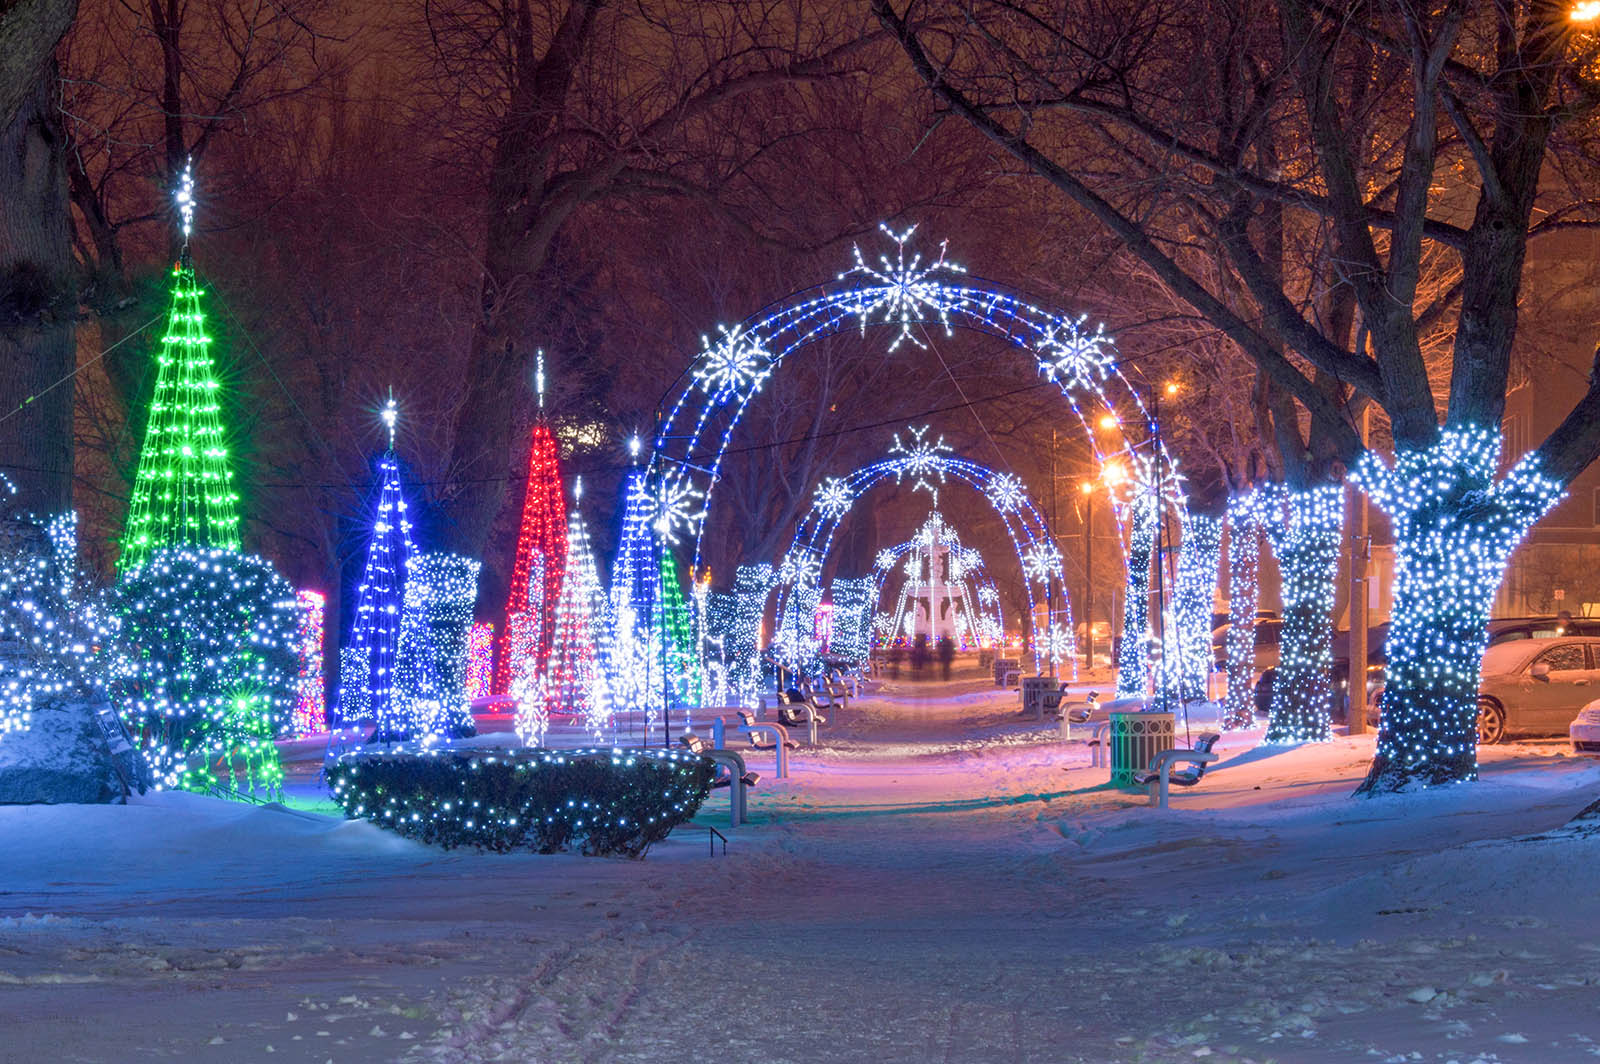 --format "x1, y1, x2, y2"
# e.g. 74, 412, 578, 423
772, 440, 1068, 674
635, 225, 1180, 565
